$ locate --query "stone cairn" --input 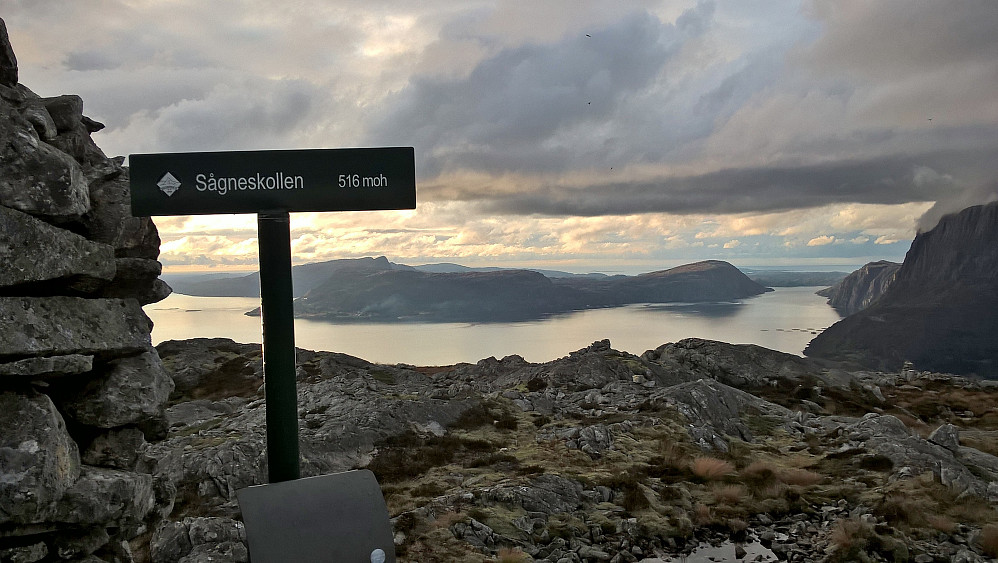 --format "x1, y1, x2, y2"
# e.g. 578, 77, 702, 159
0, 18, 176, 562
